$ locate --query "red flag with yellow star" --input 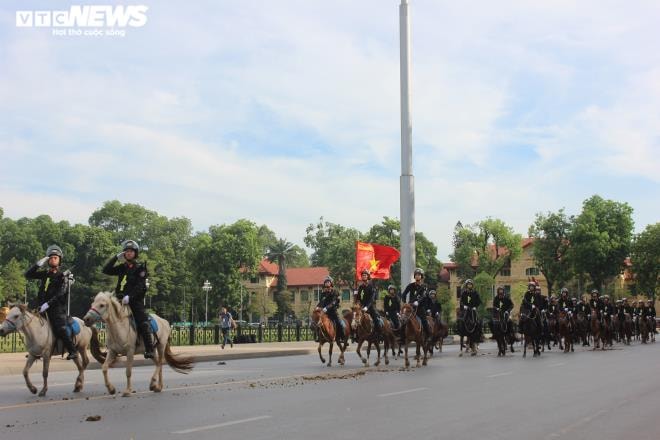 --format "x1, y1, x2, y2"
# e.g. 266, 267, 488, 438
355, 241, 400, 280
